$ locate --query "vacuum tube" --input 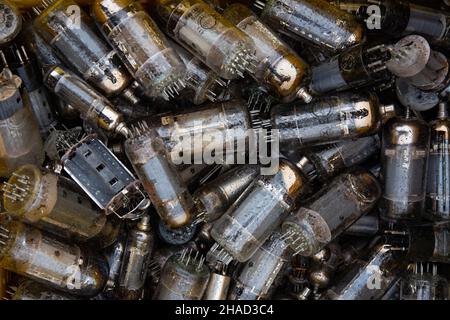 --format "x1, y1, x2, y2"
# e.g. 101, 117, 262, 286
1, 43, 57, 137
203, 263, 230, 300
0, 220, 108, 297
0, 67, 44, 178
357, 0, 450, 42
173, 43, 228, 104
33, 0, 131, 98
344, 213, 380, 237
92, 0, 187, 100
426, 103, 450, 221
116, 215, 154, 300
323, 244, 401, 300
380, 110, 430, 221
154, 248, 210, 300
400, 263, 448, 300
308, 243, 342, 291
0, 0, 21, 46
193, 165, 260, 222
9, 280, 78, 300
271, 91, 385, 149
223, 3, 311, 103
153, 100, 252, 164
60, 134, 148, 220
158, 219, 197, 245
154, 0, 257, 80
2, 164, 119, 248
292, 135, 380, 183
124, 124, 196, 229
252, 0, 364, 52
281, 168, 381, 257
403, 226, 450, 264
103, 237, 125, 294
208, 159, 307, 263
229, 232, 291, 300
44, 66, 130, 137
